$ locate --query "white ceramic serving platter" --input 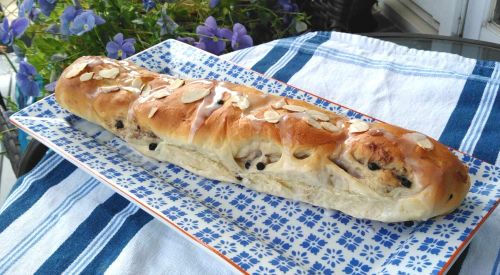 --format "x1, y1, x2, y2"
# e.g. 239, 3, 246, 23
10, 40, 500, 274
